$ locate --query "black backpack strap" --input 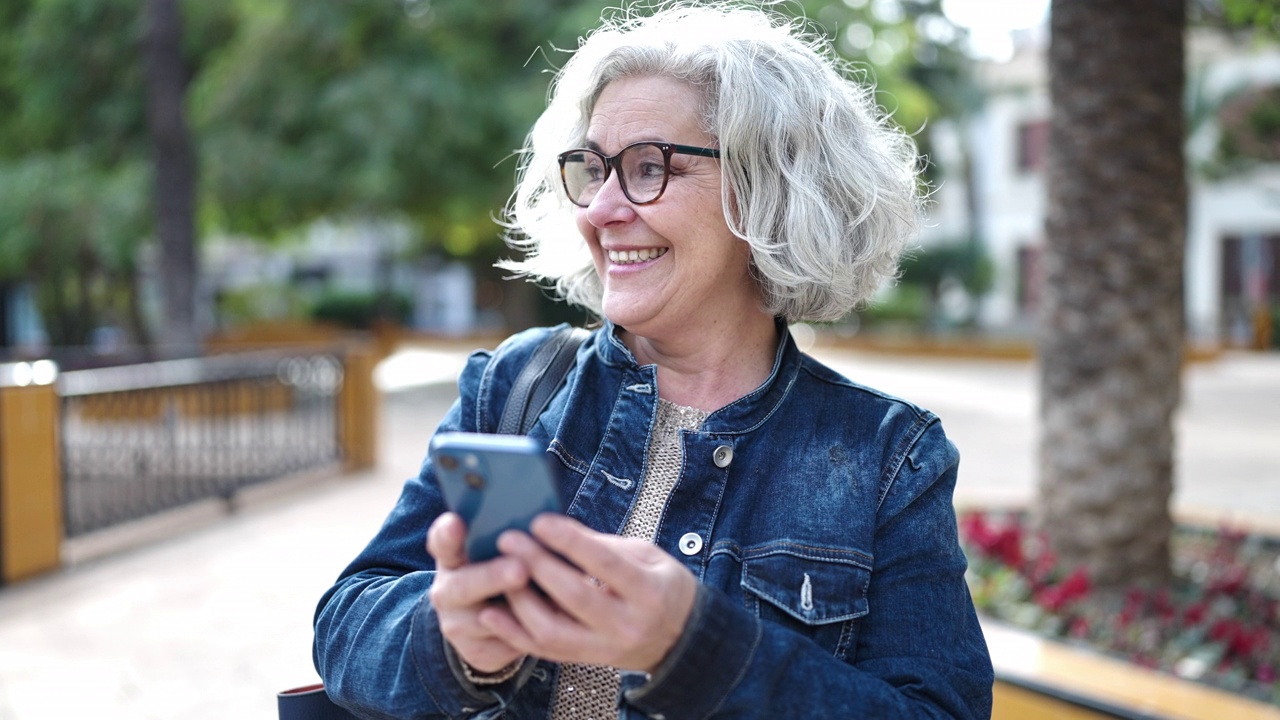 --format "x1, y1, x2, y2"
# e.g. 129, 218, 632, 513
278, 684, 358, 720
497, 326, 590, 435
